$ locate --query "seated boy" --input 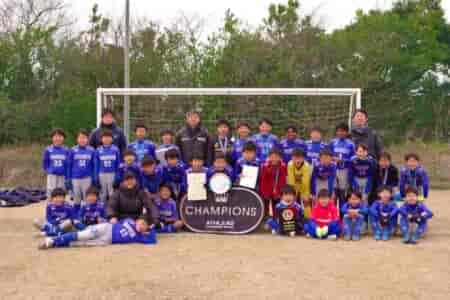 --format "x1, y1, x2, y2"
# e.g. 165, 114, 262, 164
42, 128, 69, 198
207, 153, 235, 184
234, 141, 261, 186
369, 186, 399, 241
304, 189, 341, 240
74, 187, 107, 231
162, 149, 187, 200
348, 143, 376, 204
375, 152, 400, 201
399, 153, 429, 201
155, 129, 180, 166
266, 185, 303, 237
280, 125, 305, 164
155, 184, 184, 233
38, 215, 156, 249
113, 149, 143, 189
141, 156, 164, 194
33, 188, 74, 236
128, 124, 156, 163
287, 148, 311, 219
311, 149, 337, 200
399, 187, 433, 244
341, 190, 368, 241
